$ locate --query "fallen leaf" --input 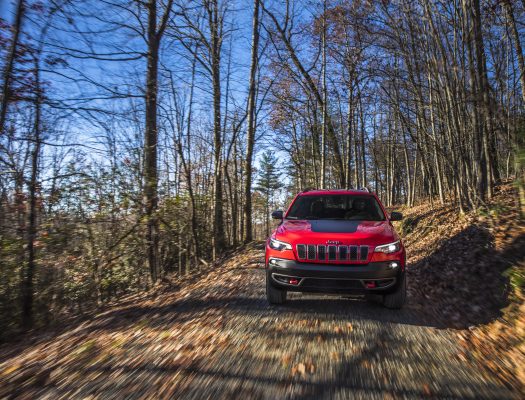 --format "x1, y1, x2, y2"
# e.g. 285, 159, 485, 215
282, 354, 292, 366
292, 363, 306, 377
423, 384, 432, 396
306, 362, 315, 373
1, 364, 20, 376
